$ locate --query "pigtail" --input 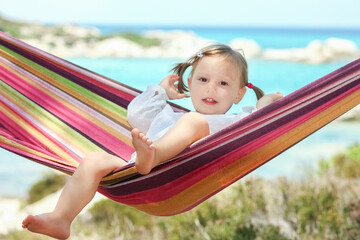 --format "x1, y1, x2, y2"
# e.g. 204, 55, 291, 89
171, 62, 192, 93
252, 85, 265, 100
